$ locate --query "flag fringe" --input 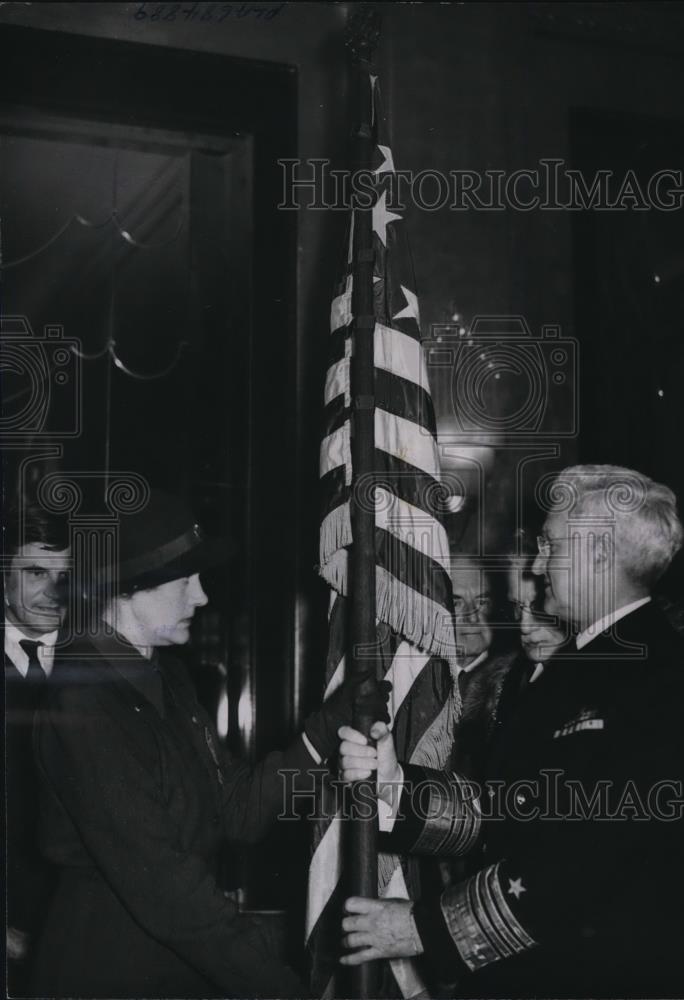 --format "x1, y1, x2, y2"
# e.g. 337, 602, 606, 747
319, 504, 352, 567
320, 507, 459, 678
376, 566, 459, 679
410, 684, 459, 769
